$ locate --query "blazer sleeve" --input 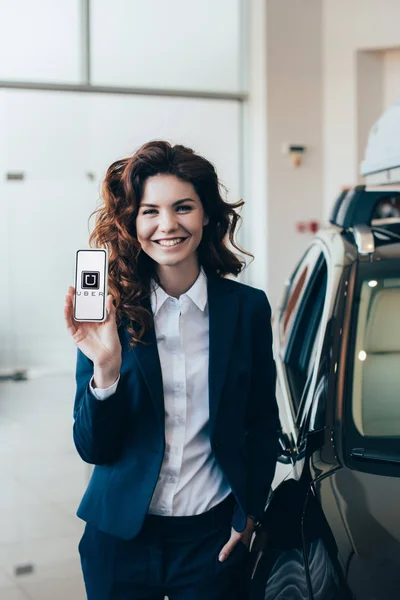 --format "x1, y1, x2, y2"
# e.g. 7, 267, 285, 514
72, 348, 128, 465
246, 290, 280, 522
